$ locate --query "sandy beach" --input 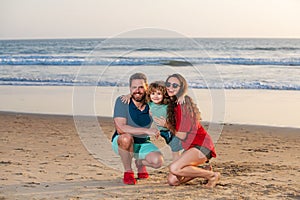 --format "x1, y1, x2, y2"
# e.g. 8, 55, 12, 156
0, 111, 299, 200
